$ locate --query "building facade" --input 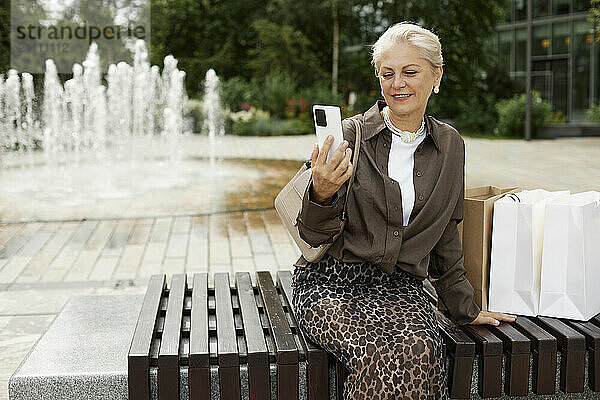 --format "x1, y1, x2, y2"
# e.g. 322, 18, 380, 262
496, 0, 598, 122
